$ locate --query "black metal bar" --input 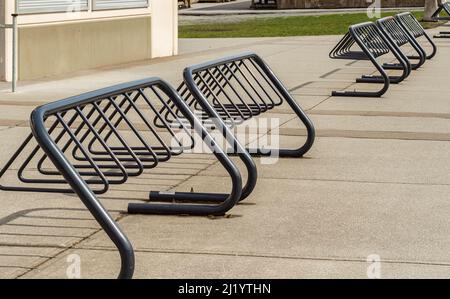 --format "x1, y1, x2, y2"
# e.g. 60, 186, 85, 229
396, 12, 437, 59
329, 22, 395, 97
30, 98, 135, 280
183, 52, 315, 158
150, 83, 258, 204
1, 77, 259, 278
432, 2, 450, 22
127, 79, 248, 213
377, 16, 424, 71
143, 72, 257, 206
